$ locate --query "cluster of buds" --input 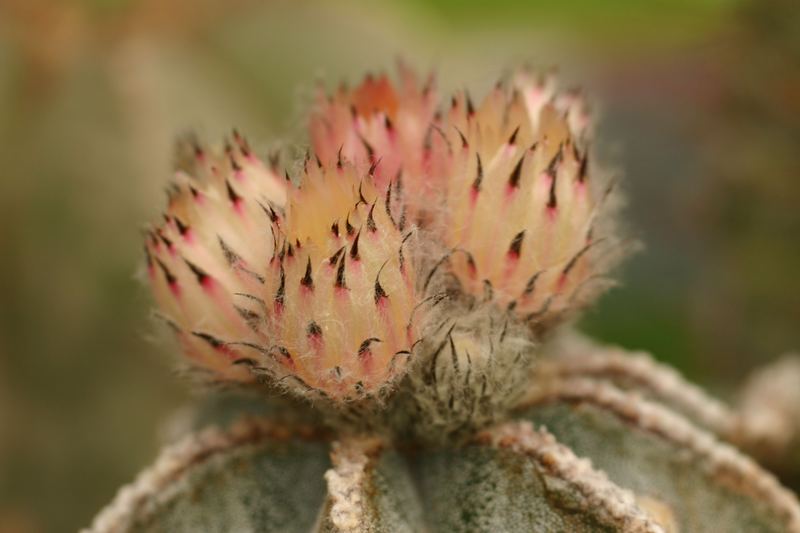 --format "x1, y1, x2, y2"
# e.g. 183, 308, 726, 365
146, 66, 619, 407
